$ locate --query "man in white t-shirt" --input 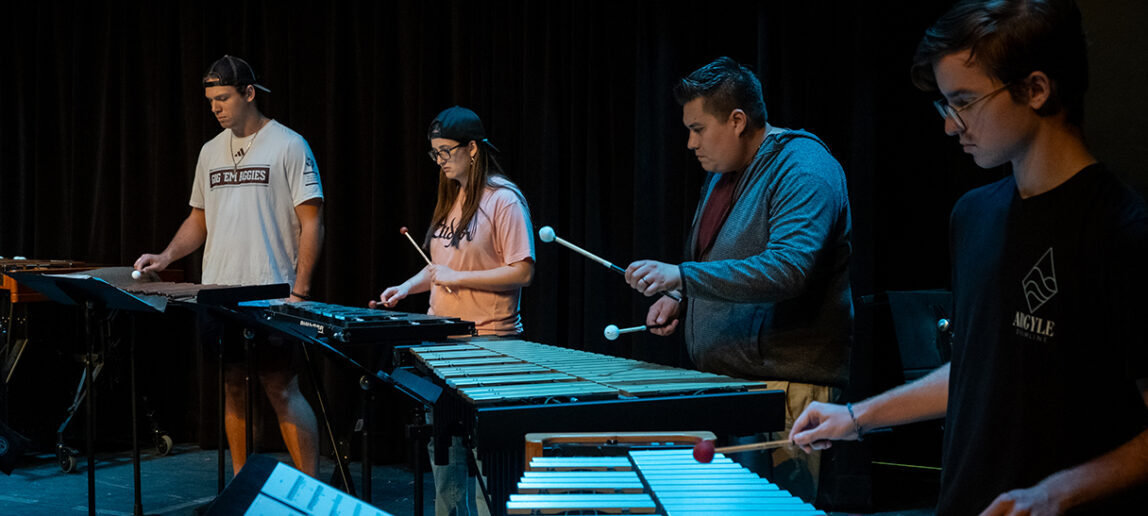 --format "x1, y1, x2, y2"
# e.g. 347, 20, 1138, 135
134, 55, 324, 477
